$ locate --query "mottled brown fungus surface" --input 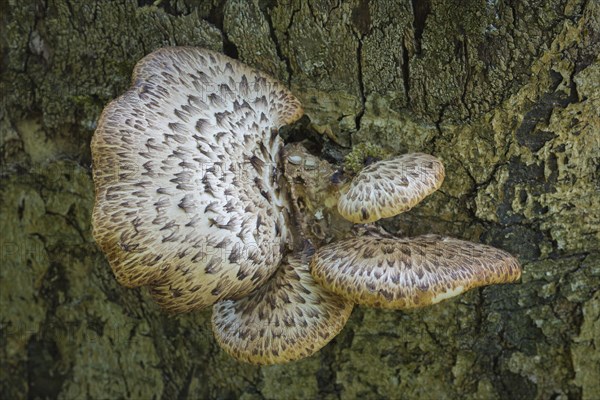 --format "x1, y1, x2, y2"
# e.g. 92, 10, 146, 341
310, 235, 522, 309
337, 153, 445, 223
91, 47, 303, 312
212, 256, 353, 365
